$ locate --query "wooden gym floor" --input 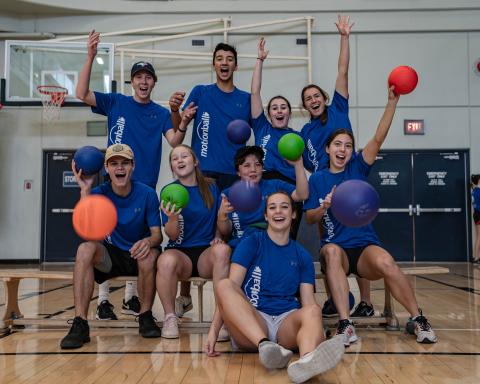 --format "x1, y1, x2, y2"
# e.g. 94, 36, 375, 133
0, 262, 479, 383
